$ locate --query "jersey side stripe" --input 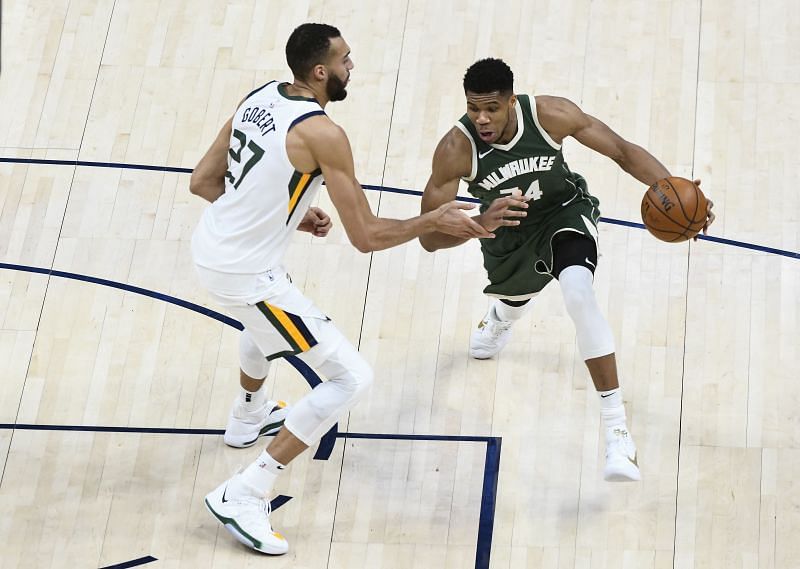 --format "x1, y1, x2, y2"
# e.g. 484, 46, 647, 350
256, 302, 316, 354
286, 169, 322, 224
